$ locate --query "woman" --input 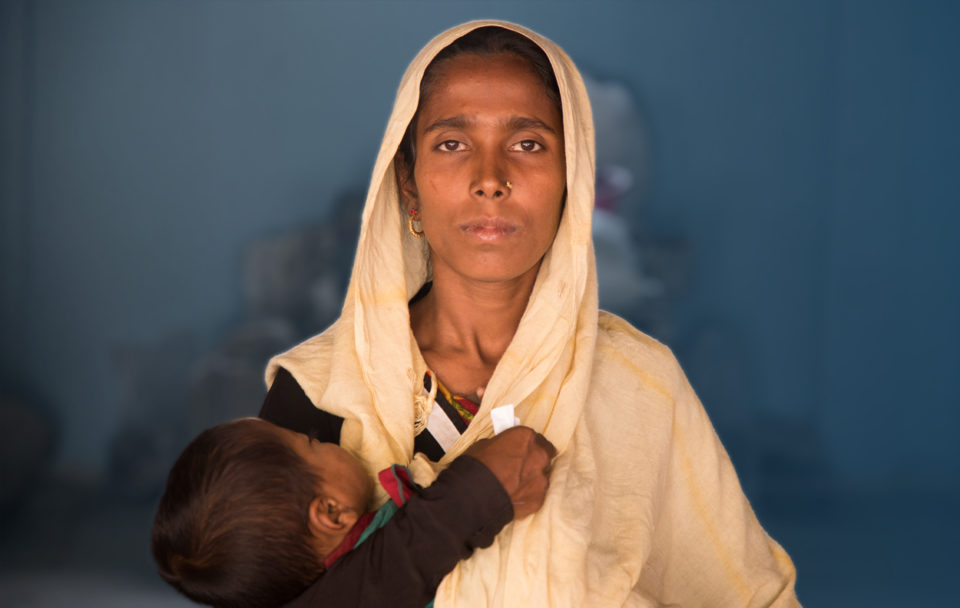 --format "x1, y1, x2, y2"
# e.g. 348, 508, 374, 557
261, 20, 799, 607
